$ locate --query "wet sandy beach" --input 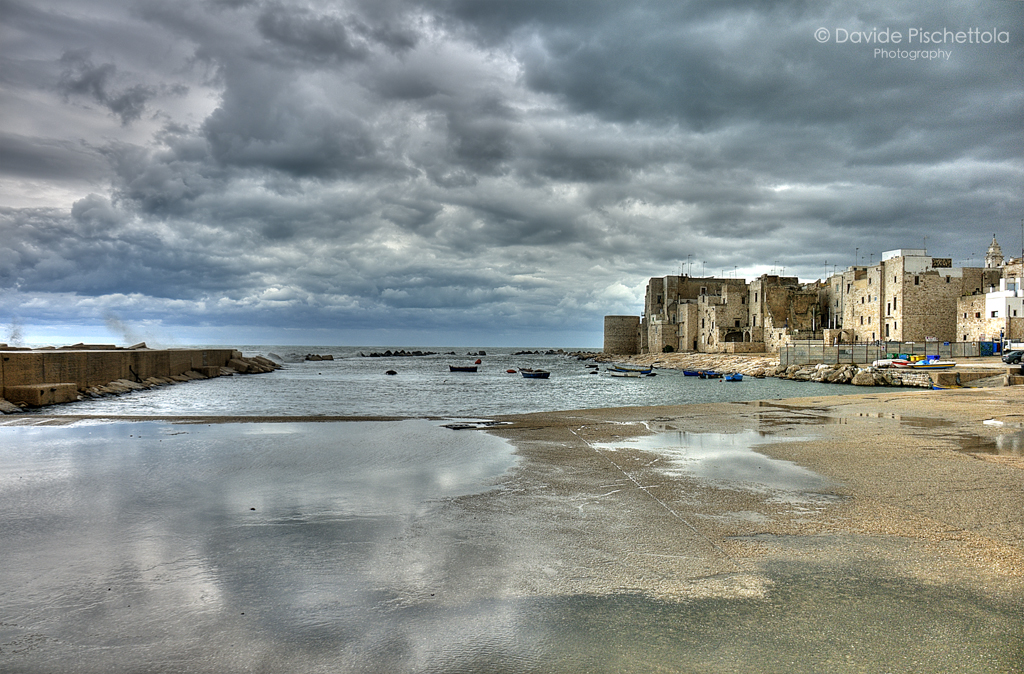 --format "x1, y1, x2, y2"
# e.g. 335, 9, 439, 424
1, 388, 1022, 672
